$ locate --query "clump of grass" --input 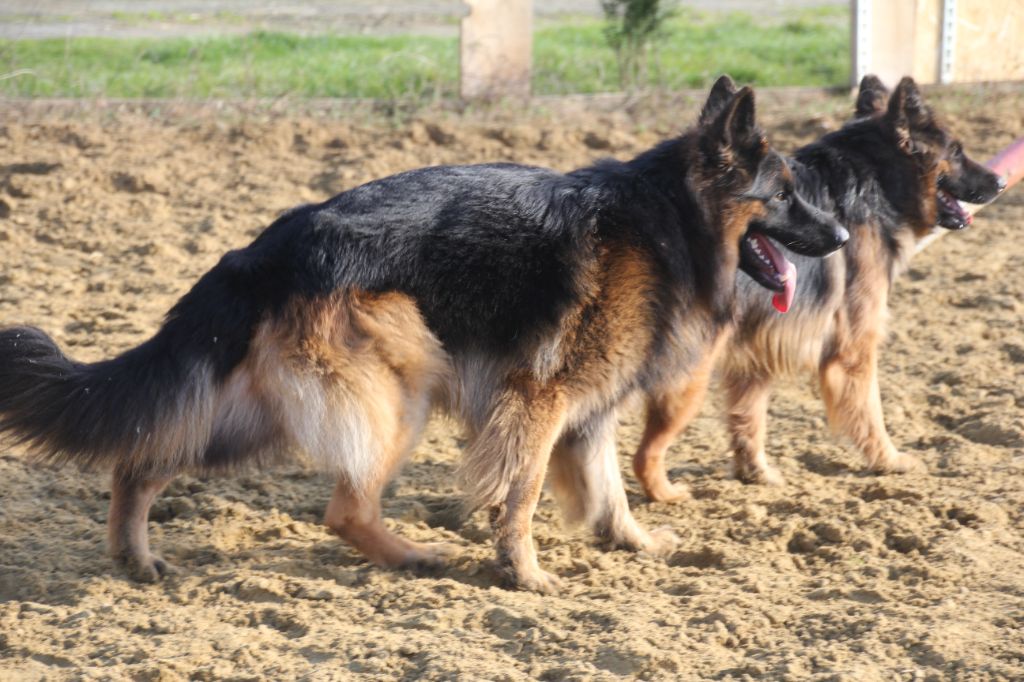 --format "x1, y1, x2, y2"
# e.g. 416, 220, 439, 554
0, 8, 848, 99
600, 0, 676, 90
